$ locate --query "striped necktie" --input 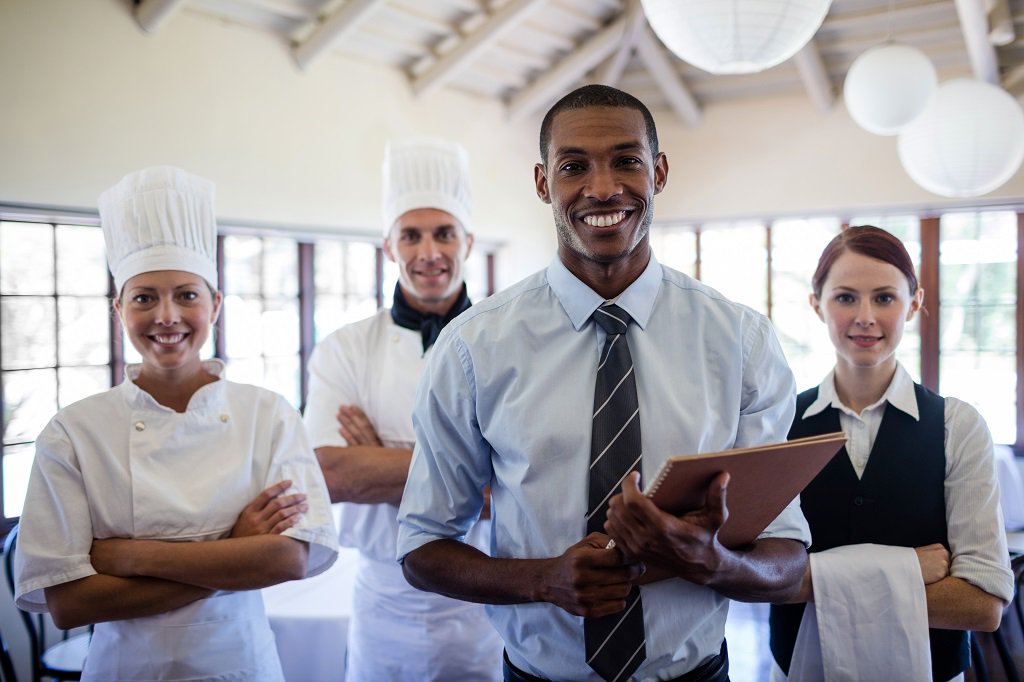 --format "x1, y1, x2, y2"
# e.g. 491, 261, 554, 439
585, 303, 646, 682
